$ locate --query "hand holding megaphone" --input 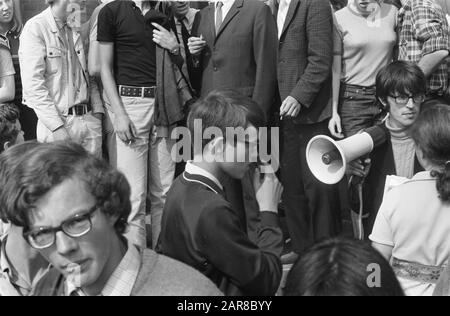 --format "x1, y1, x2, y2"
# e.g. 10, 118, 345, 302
306, 126, 387, 184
